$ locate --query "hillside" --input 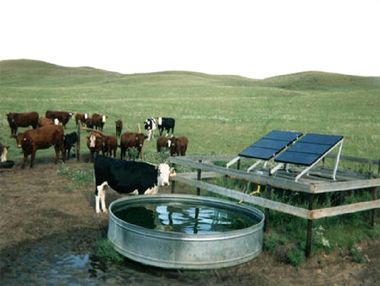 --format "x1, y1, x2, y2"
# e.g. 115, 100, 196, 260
2, 59, 378, 90
1, 59, 379, 160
